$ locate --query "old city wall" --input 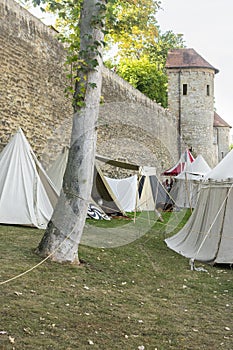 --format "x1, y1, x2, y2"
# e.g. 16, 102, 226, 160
0, 0, 179, 175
